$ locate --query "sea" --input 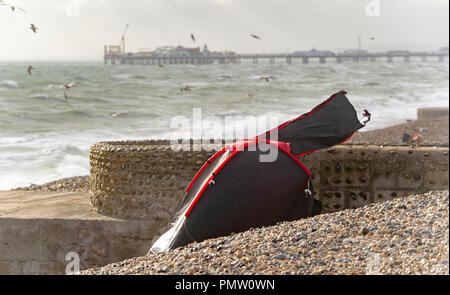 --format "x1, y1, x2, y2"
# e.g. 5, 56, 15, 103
0, 60, 448, 190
